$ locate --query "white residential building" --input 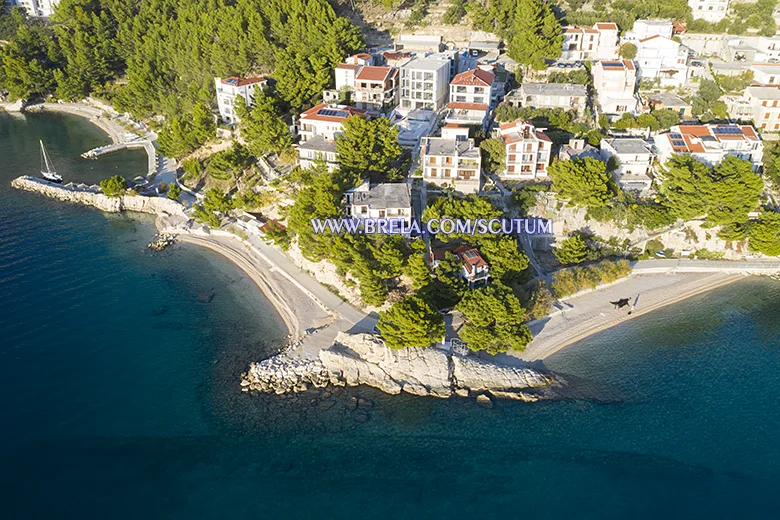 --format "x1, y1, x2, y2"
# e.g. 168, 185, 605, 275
400, 56, 451, 112
444, 68, 497, 130
11, 0, 59, 17
214, 76, 267, 125
592, 60, 640, 117
688, 0, 730, 23
296, 103, 368, 170
625, 19, 674, 42
345, 182, 413, 226
600, 138, 655, 193
653, 124, 763, 172
420, 126, 482, 193
636, 35, 690, 87
742, 86, 780, 132
297, 103, 367, 142
496, 121, 553, 181
750, 64, 780, 86
561, 23, 619, 61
